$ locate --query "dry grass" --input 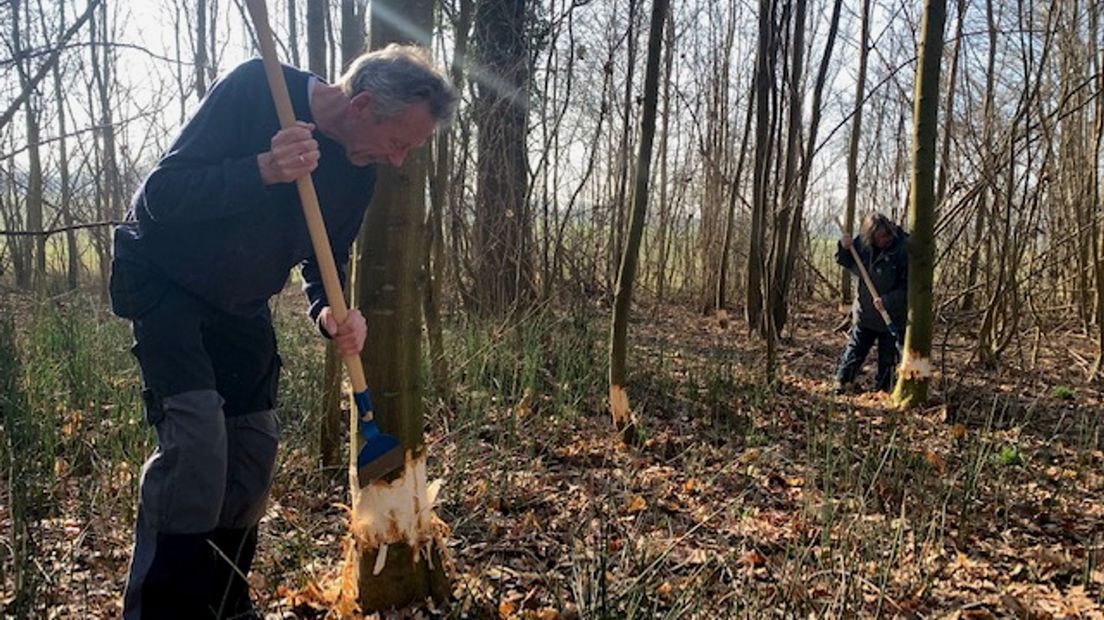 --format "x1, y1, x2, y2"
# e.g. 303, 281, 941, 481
2, 291, 1102, 618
